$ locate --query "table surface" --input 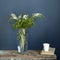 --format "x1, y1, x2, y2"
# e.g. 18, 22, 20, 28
0, 50, 56, 60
